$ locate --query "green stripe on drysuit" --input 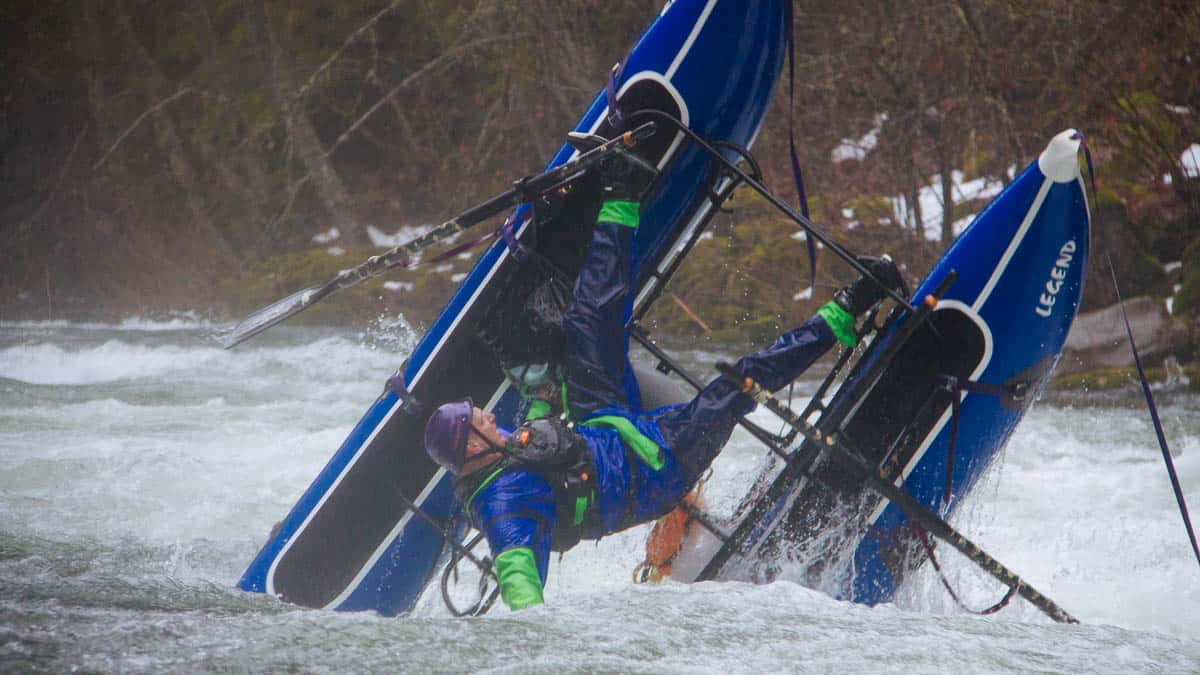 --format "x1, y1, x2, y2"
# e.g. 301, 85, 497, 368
494, 547, 544, 610
582, 415, 664, 471
817, 300, 857, 347
525, 399, 552, 421
597, 200, 640, 229
523, 381, 570, 423
465, 463, 507, 513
